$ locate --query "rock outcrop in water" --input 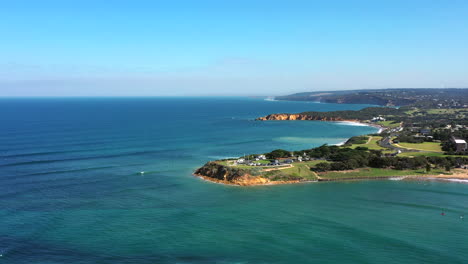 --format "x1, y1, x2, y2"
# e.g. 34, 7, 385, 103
256, 114, 347, 121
